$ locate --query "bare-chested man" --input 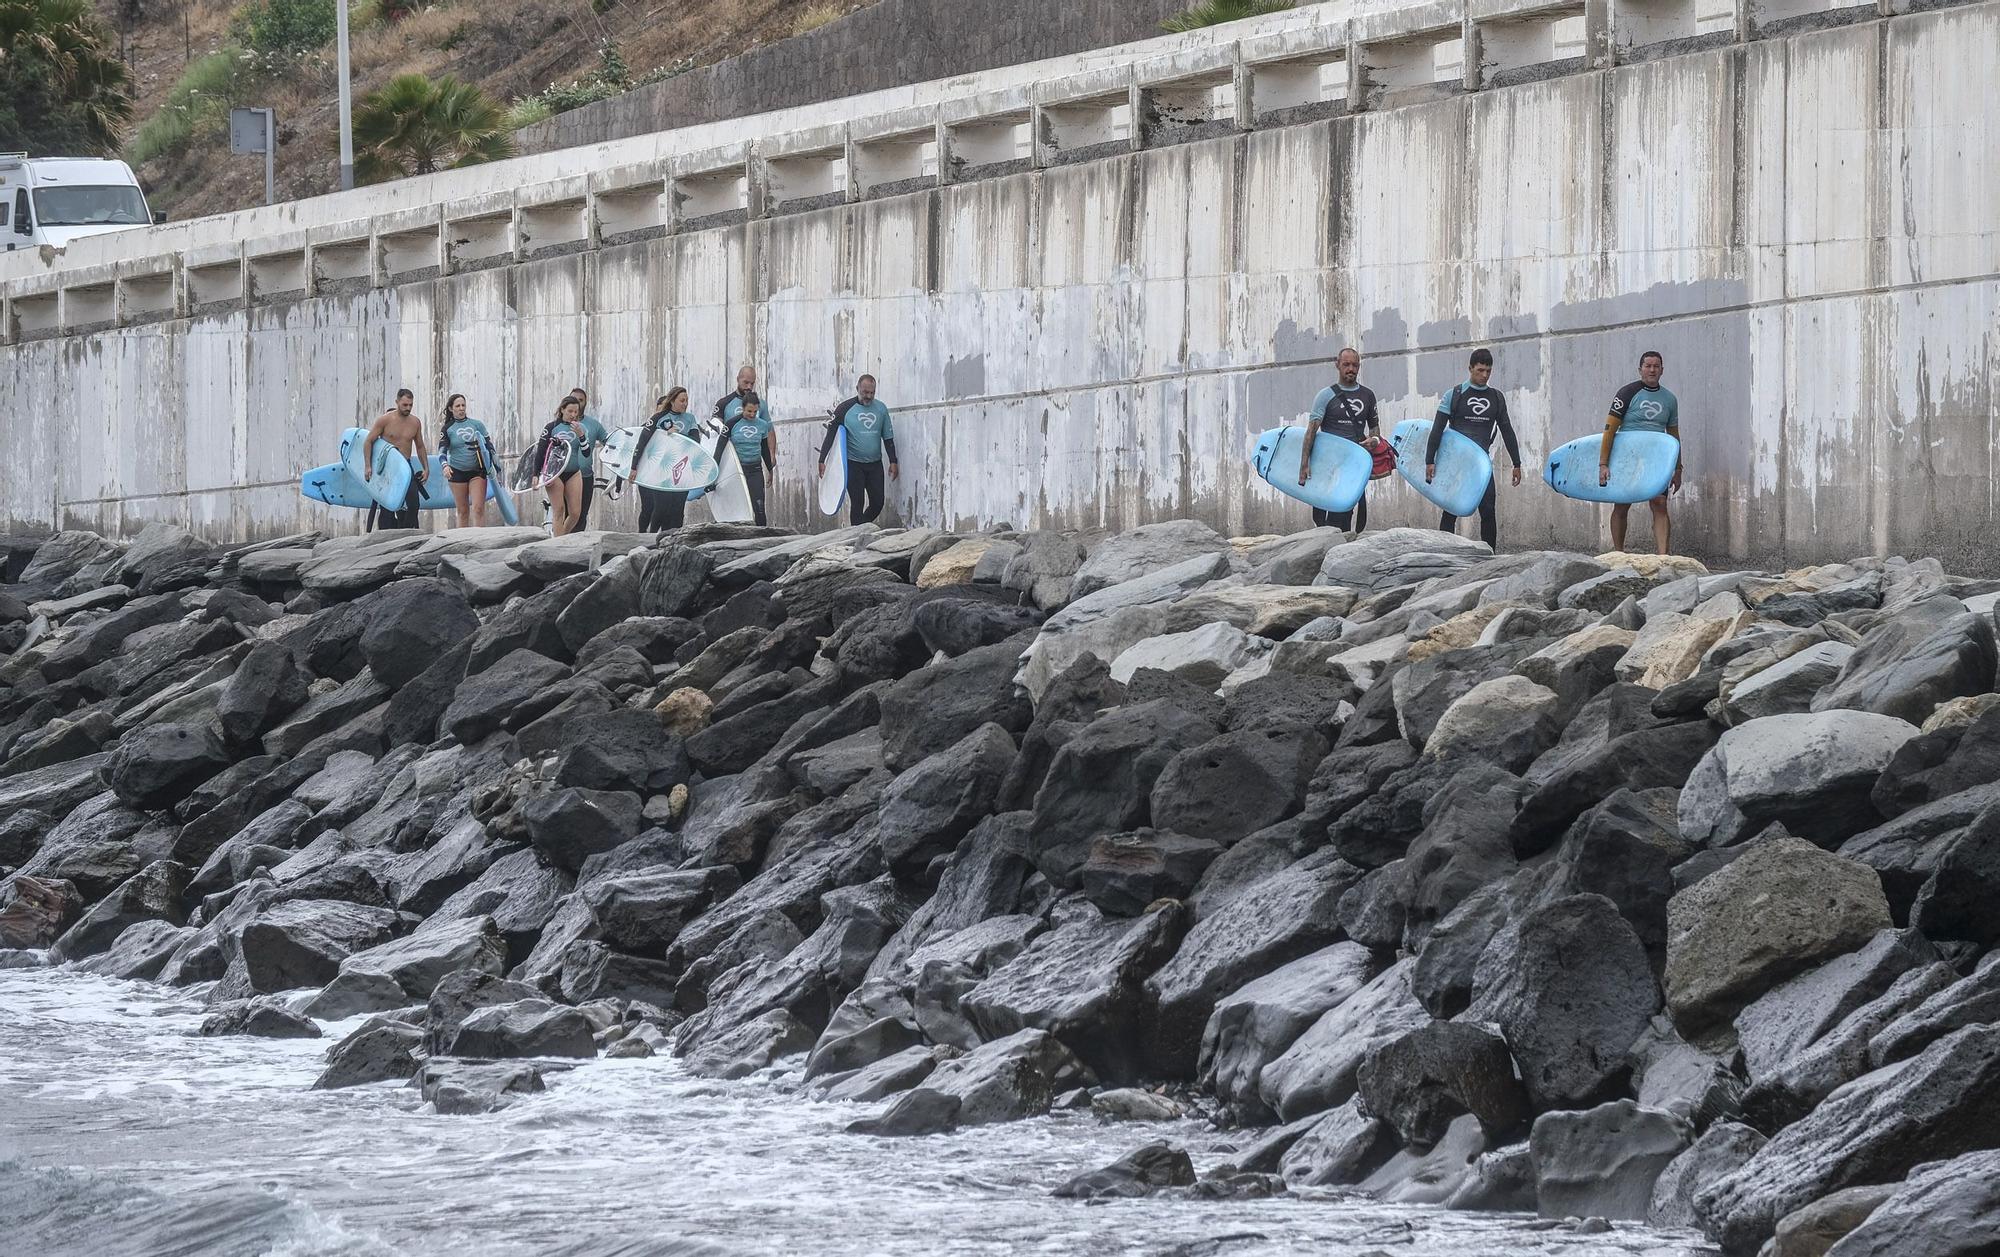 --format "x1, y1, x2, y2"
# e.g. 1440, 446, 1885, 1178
363, 387, 427, 529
